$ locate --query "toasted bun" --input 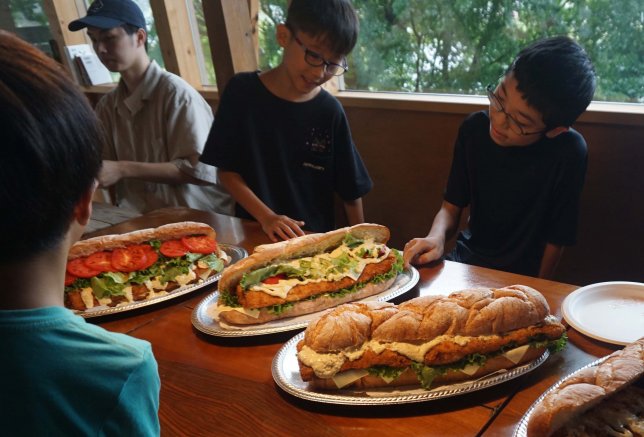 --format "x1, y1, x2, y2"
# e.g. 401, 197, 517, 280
217, 275, 396, 325
308, 345, 547, 390
69, 221, 216, 259
218, 223, 390, 293
303, 285, 551, 353
527, 337, 644, 437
